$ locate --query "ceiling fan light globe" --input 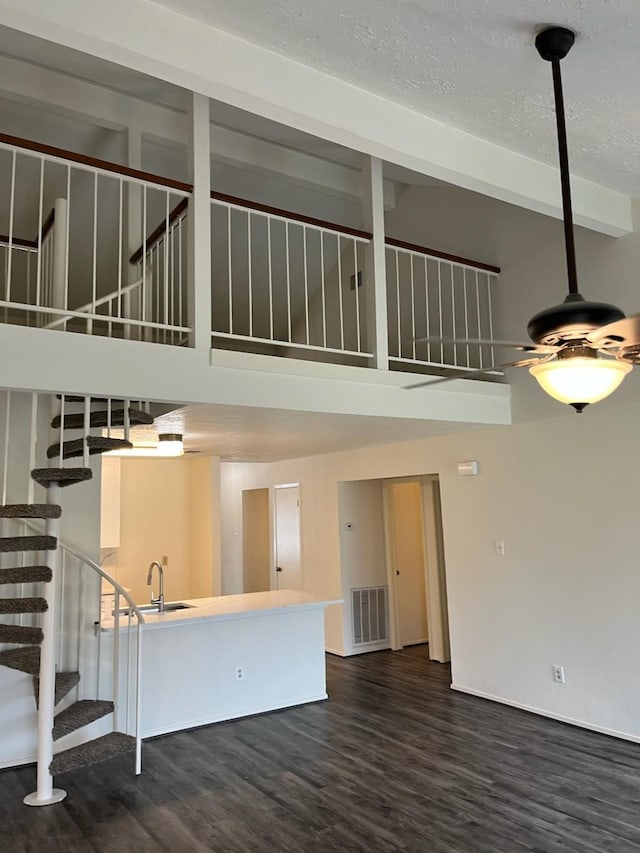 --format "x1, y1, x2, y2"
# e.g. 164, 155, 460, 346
529, 358, 631, 406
